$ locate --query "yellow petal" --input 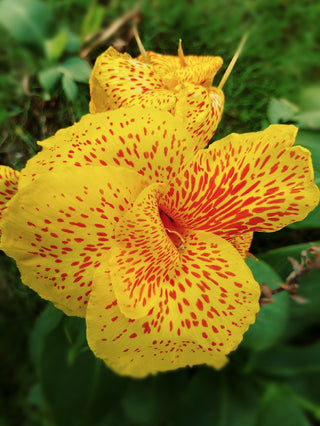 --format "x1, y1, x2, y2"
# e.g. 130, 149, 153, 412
1, 166, 147, 317
19, 108, 195, 190
0, 166, 19, 232
140, 51, 223, 87
110, 183, 180, 319
87, 230, 260, 378
90, 47, 224, 147
89, 48, 163, 114
228, 233, 253, 258
160, 125, 320, 237
175, 84, 224, 149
